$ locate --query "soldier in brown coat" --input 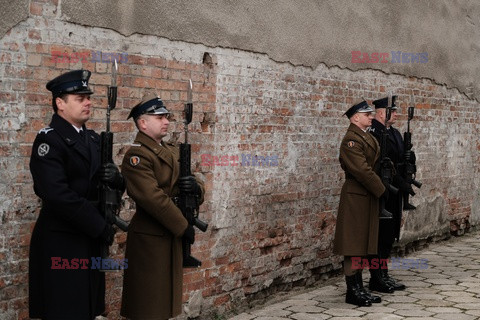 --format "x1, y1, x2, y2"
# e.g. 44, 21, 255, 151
120, 96, 204, 319
333, 100, 386, 307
